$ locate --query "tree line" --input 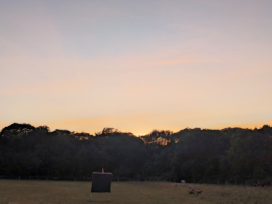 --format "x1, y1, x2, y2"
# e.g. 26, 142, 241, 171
0, 123, 272, 185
